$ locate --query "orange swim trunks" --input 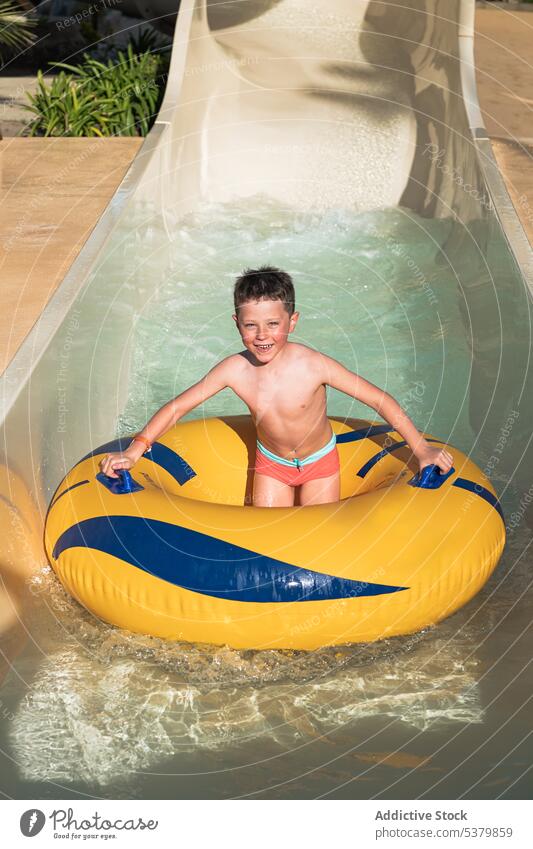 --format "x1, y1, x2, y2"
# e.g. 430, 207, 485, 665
254, 439, 340, 487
